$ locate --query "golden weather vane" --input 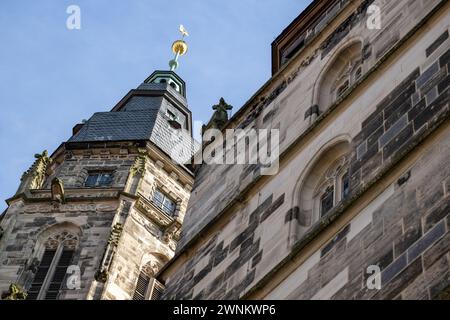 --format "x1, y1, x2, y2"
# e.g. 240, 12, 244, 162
169, 25, 189, 71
